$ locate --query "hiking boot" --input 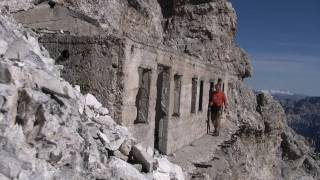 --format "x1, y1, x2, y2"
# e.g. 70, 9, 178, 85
213, 131, 219, 136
